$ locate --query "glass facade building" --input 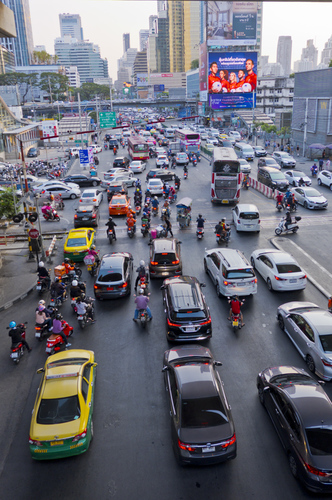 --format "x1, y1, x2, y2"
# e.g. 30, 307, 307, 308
0, 0, 33, 66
